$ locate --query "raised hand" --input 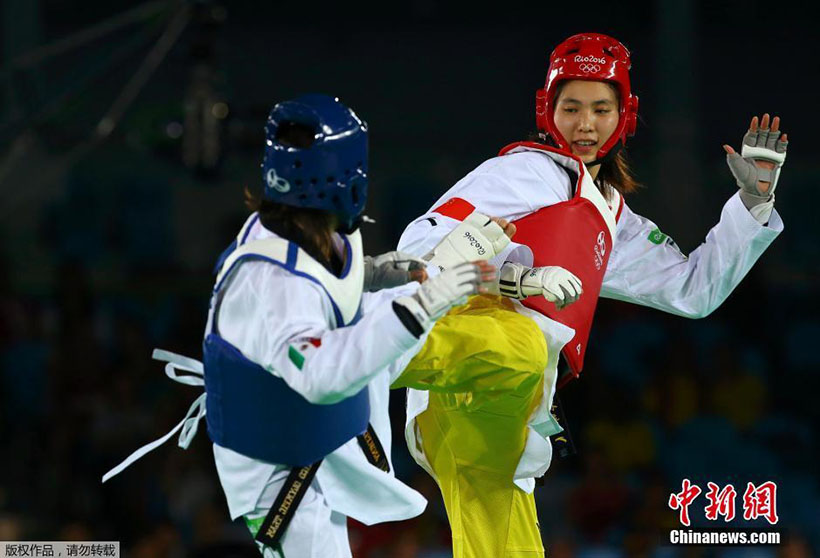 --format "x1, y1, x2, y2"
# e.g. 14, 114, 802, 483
723, 113, 788, 200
